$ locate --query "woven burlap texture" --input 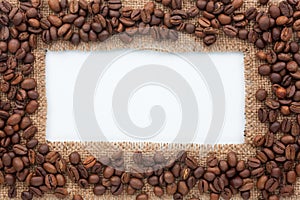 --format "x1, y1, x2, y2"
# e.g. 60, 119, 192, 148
1, 0, 298, 199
